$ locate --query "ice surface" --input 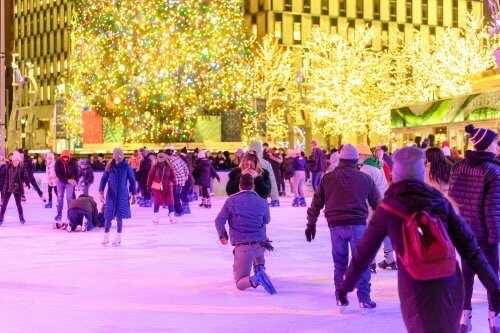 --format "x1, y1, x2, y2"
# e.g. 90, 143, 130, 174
0, 179, 492, 333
